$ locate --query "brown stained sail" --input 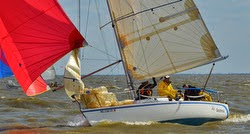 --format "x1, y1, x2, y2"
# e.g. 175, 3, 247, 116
108, 0, 222, 80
